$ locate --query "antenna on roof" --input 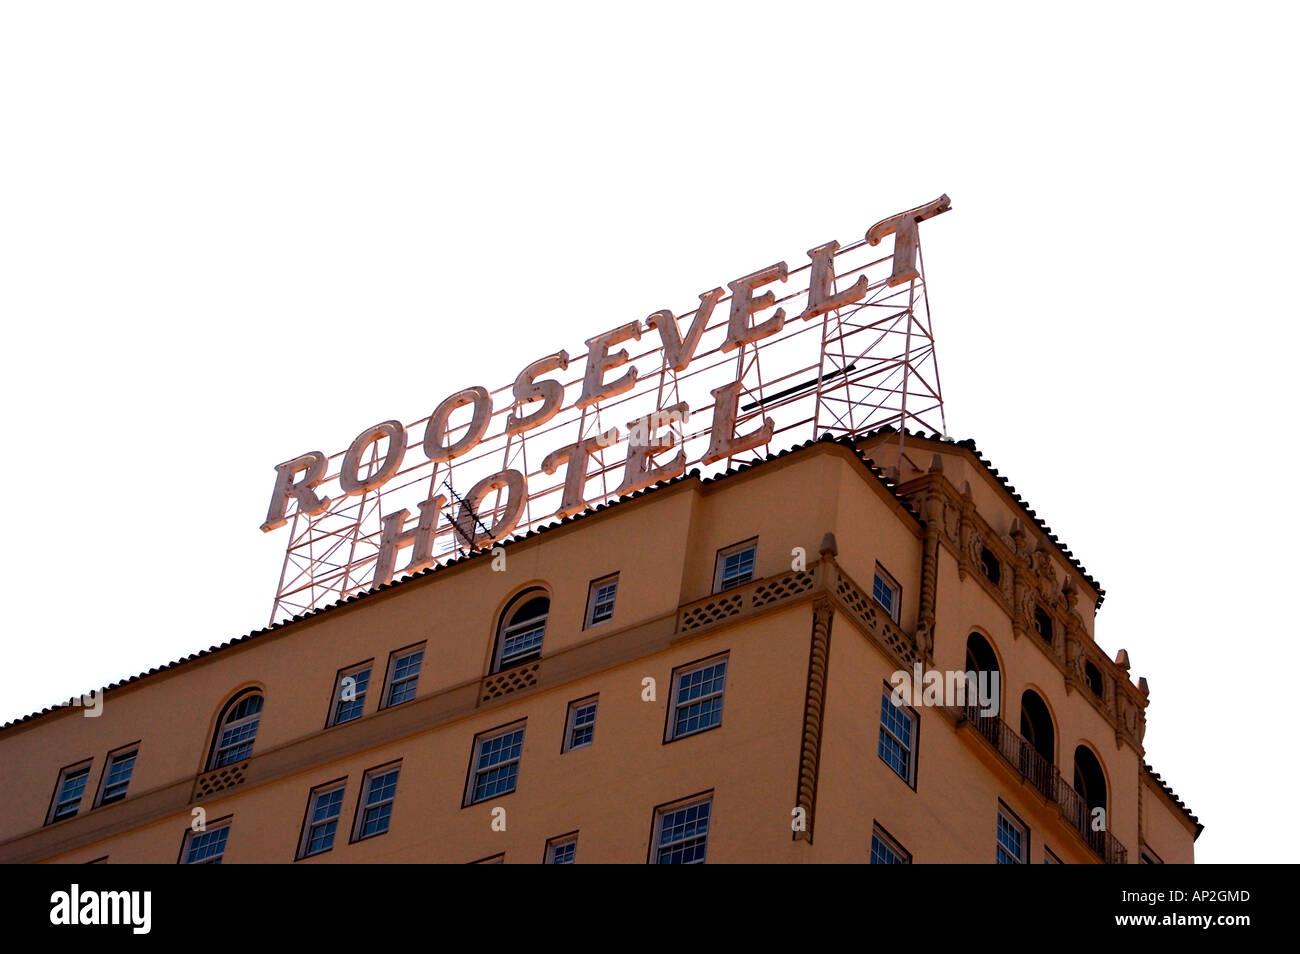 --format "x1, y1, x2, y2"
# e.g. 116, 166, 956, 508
442, 479, 491, 557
